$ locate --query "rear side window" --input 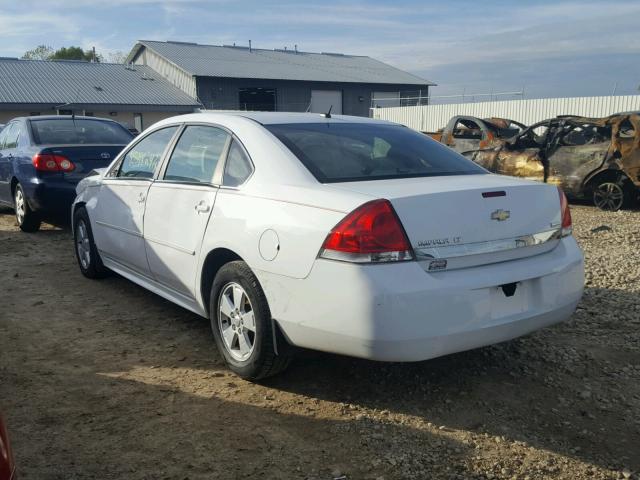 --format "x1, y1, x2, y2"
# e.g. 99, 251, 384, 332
2, 123, 19, 149
118, 127, 178, 179
223, 140, 253, 187
30, 118, 133, 145
266, 123, 486, 183
164, 126, 229, 184
0, 126, 7, 149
